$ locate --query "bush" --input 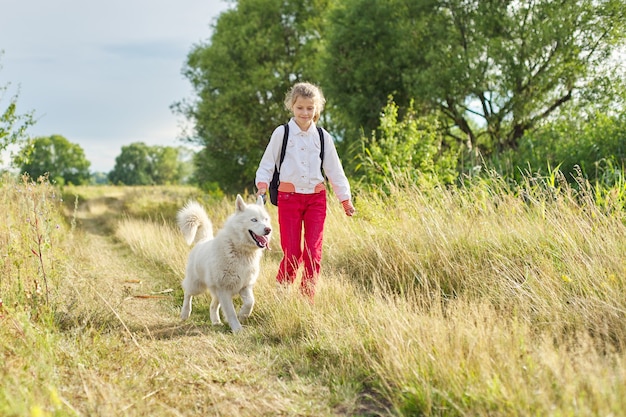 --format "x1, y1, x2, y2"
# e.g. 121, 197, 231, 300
511, 111, 626, 186
353, 98, 459, 194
